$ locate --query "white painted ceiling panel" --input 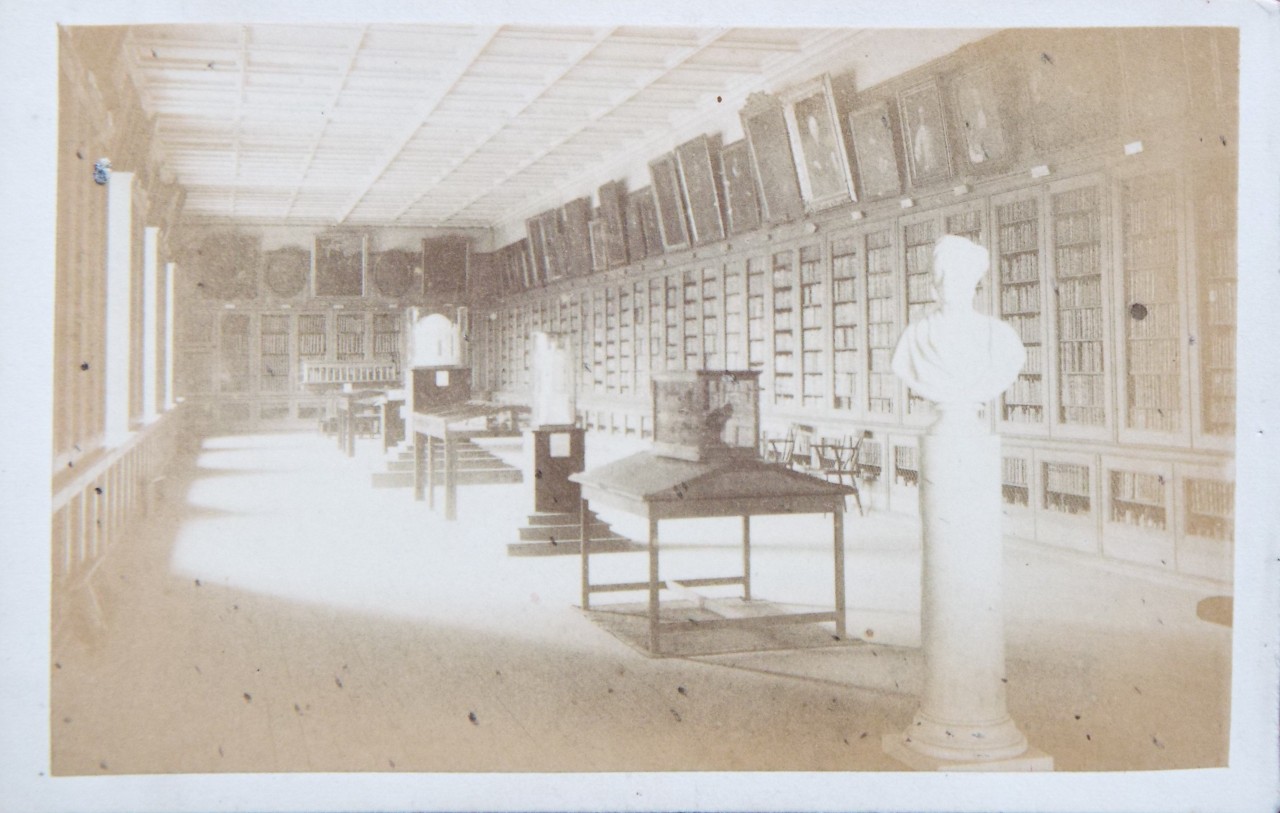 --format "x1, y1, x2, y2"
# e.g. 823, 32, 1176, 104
119, 24, 990, 229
